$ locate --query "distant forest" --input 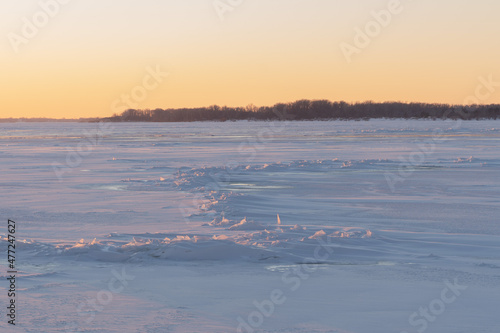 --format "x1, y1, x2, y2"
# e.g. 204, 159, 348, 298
2, 100, 500, 123
103, 100, 500, 122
